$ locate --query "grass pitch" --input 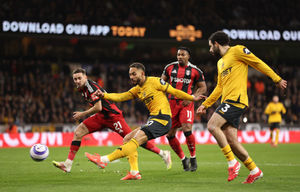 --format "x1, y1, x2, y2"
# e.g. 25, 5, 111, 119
1, 144, 300, 192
